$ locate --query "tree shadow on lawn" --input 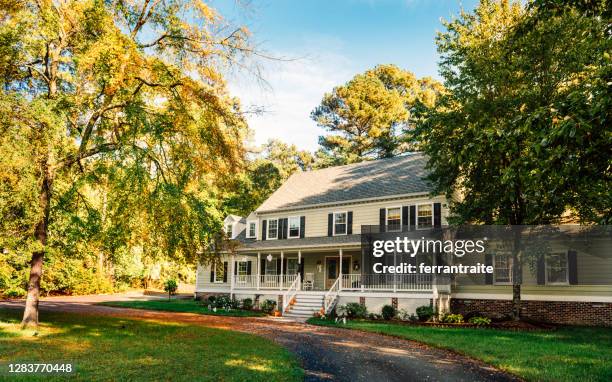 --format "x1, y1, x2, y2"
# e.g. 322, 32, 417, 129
0, 309, 303, 382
